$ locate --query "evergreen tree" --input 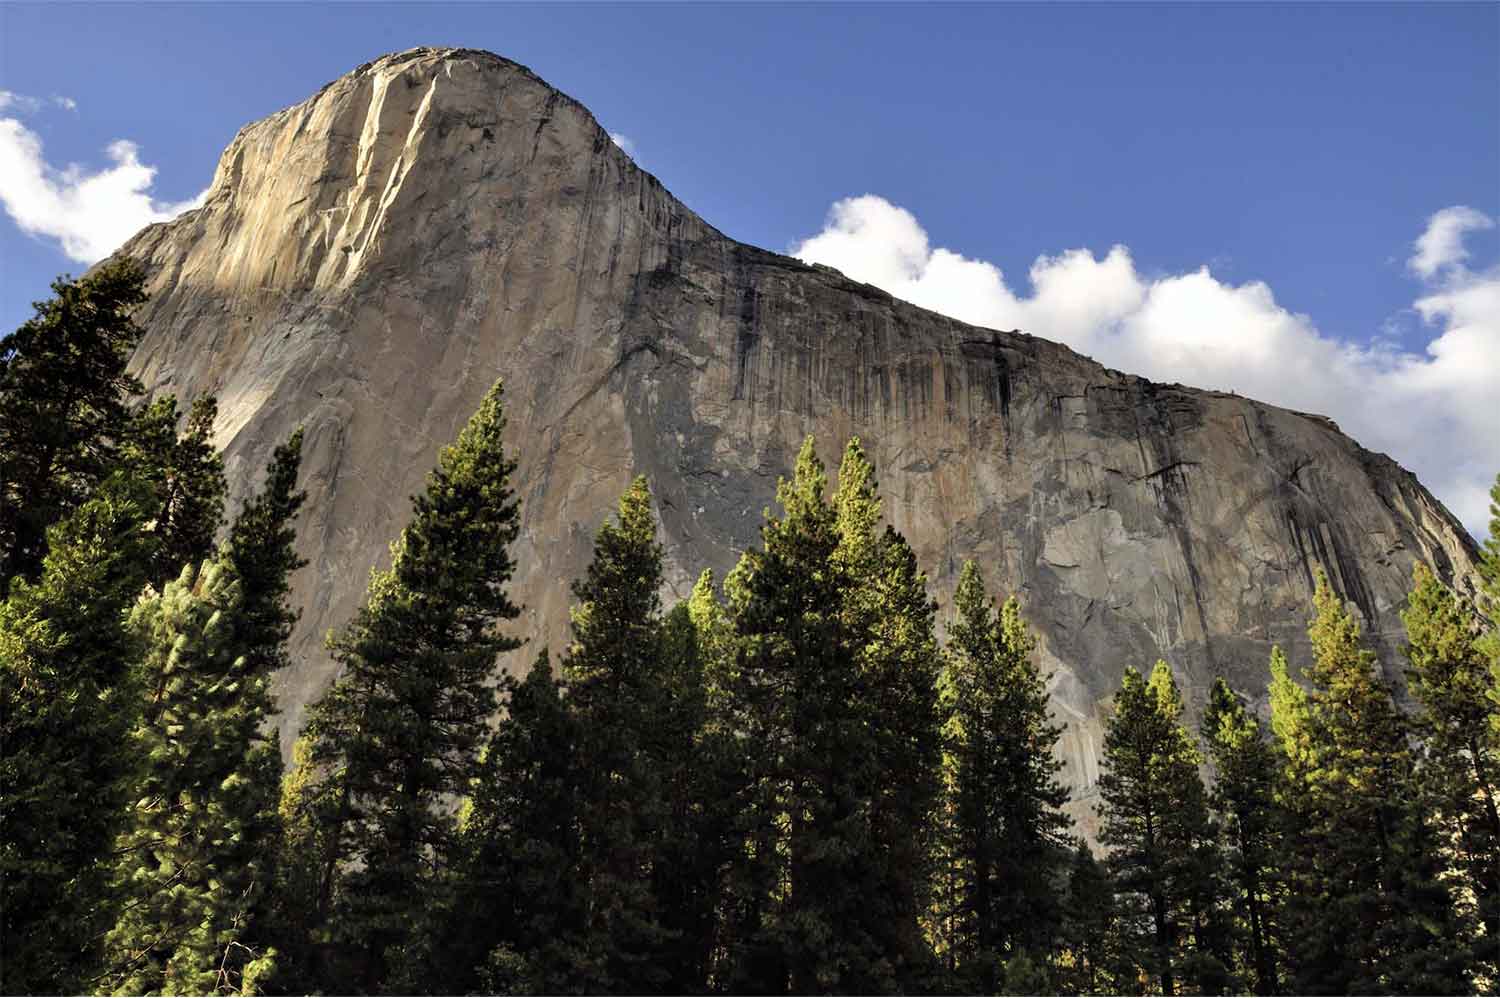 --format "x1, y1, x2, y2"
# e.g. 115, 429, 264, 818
453, 651, 590, 995
94, 557, 282, 996
295, 380, 522, 992
1273, 568, 1468, 993
1200, 677, 1284, 993
719, 436, 875, 992
832, 441, 945, 988
124, 394, 227, 589
226, 428, 307, 676
558, 475, 673, 991
1403, 560, 1500, 975
1097, 661, 1222, 995
939, 560, 1071, 988
0, 476, 155, 993
0, 260, 147, 590
1059, 843, 1122, 995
